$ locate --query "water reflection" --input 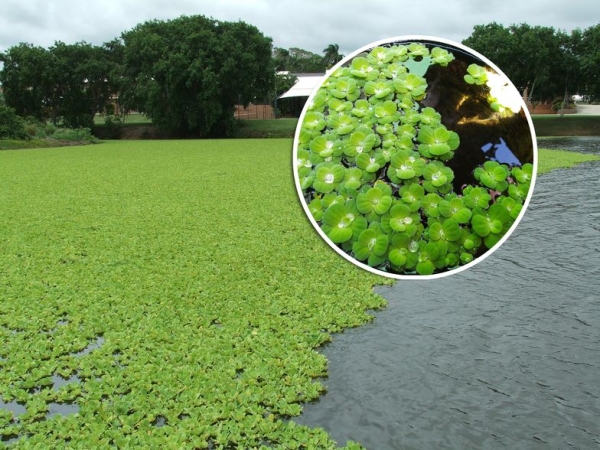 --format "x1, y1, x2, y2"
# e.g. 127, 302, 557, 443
482, 137, 522, 166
